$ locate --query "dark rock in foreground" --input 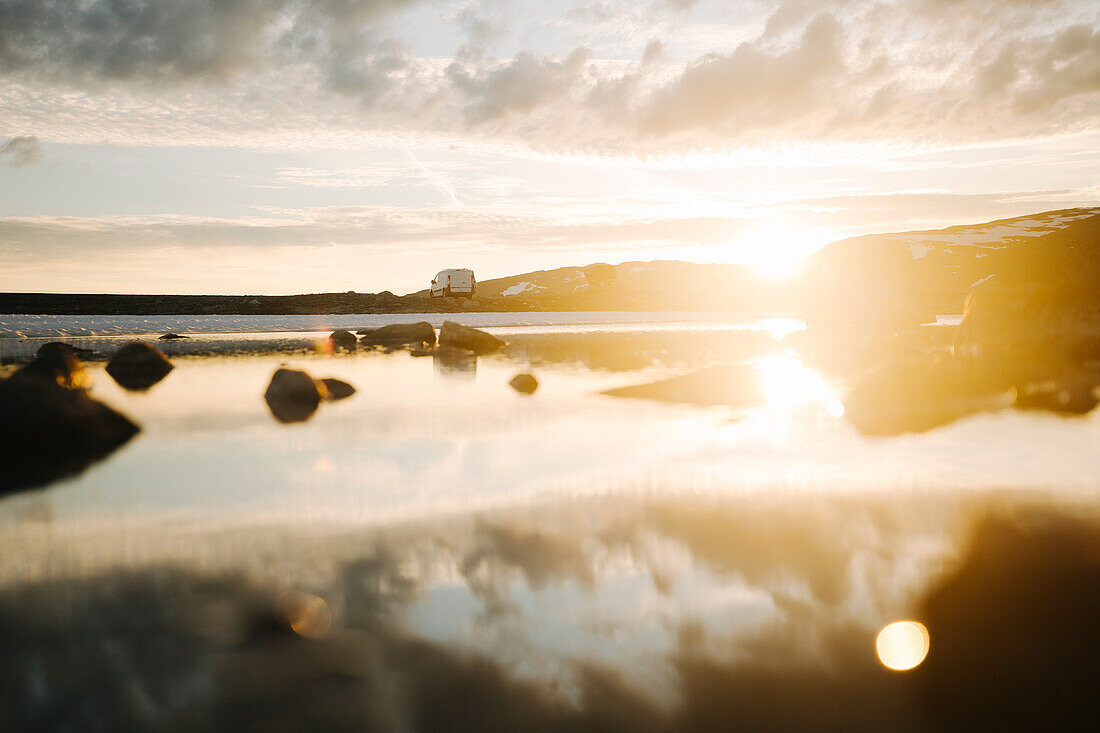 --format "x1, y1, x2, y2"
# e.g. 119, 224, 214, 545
439, 321, 504, 355
264, 368, 324, 423
509, 373, 538, 394
0, 374, 139, 494
106, 342, 174, 391
320, 378, 356, 401
916, 510, 1100, 731
357, 321, 436, 346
